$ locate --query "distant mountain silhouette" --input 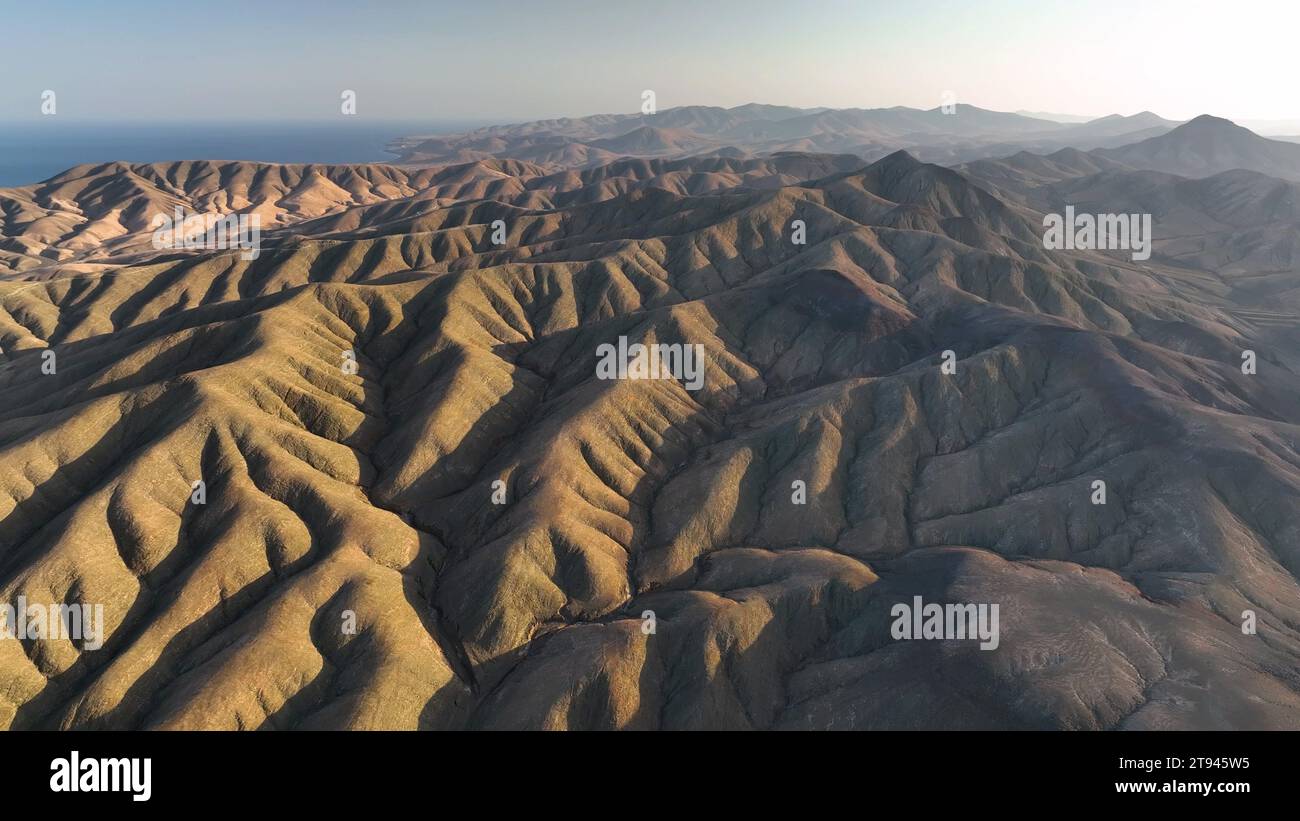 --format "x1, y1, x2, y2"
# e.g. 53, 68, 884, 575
1099, 114, 1300, 179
